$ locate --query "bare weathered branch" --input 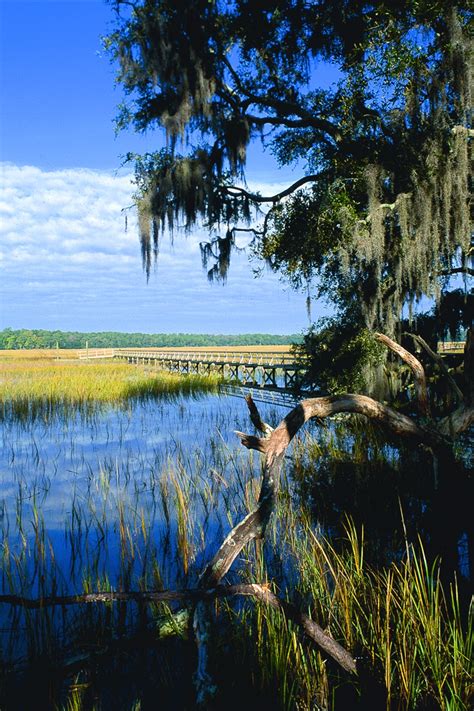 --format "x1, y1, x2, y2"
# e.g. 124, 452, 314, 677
237, 395, 447, 457
198, 459, 282, 589
0, 589, 196, 608
245, 584, 356, 673
245, 394, 274, 436
194, 394, 284, 703
0, 583, 355, 673
375, 332, 430, 417
438, 403, 474, 437
438, 328, 474, 435
234, 431, 268, 452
